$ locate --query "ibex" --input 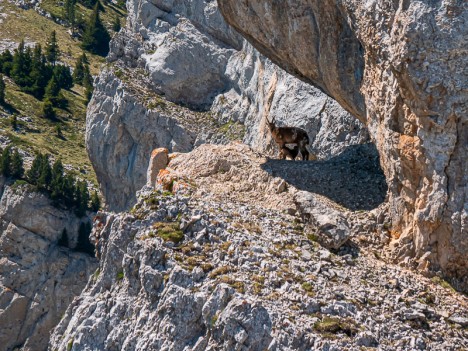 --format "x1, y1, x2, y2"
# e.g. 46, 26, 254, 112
279, 145, 299, 160
267, 117, 310, 160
